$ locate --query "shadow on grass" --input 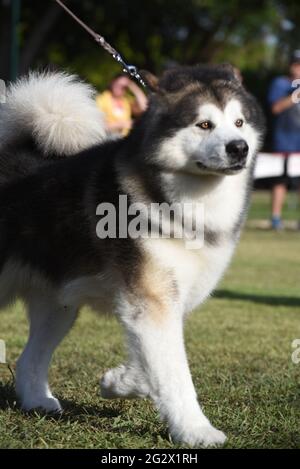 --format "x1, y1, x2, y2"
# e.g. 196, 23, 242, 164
0, 380, 123, 421
60, 398, 162, 439
0, 382, 160, 439
0, 380, 17, 410
59, 398, 122, 421
214, 289, 300, 307
0, 384, 158, 439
